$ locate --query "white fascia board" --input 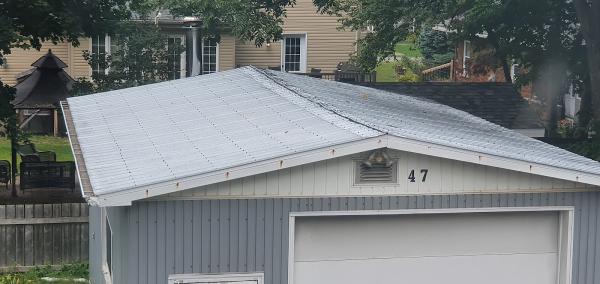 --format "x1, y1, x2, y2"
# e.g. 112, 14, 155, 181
94, 135, 390, 206
94, 134, 600, 207
386, 135, 600, 187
